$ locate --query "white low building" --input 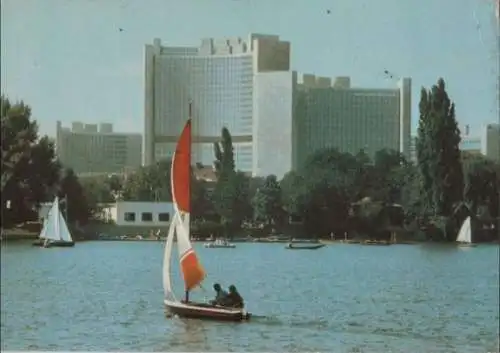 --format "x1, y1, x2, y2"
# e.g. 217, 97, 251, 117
102, 201, 175, 227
